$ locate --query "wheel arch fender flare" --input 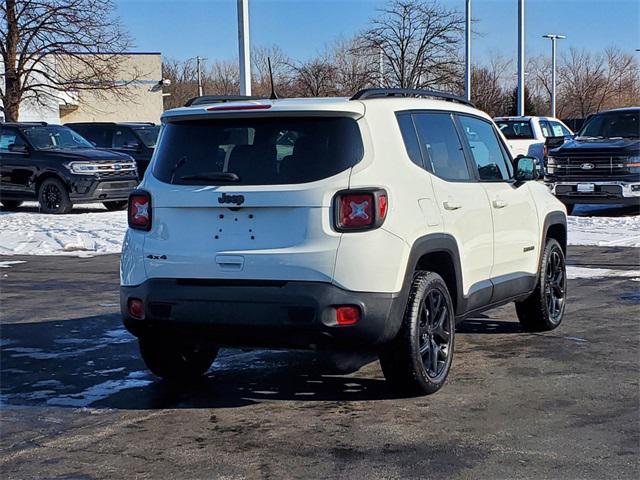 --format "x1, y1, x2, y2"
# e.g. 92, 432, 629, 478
36, 171, 71, 194
538, 210, 567, 277
401, 233, 465, 315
